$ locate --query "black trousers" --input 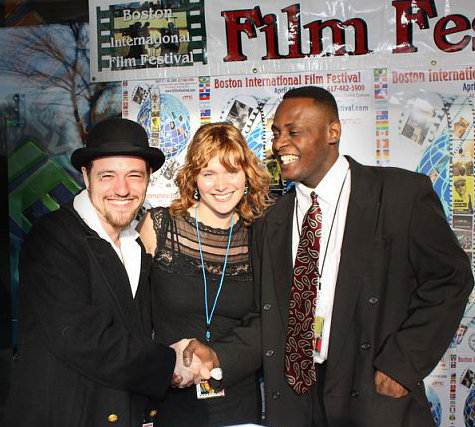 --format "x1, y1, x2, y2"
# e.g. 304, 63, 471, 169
310, 362, 328, 427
